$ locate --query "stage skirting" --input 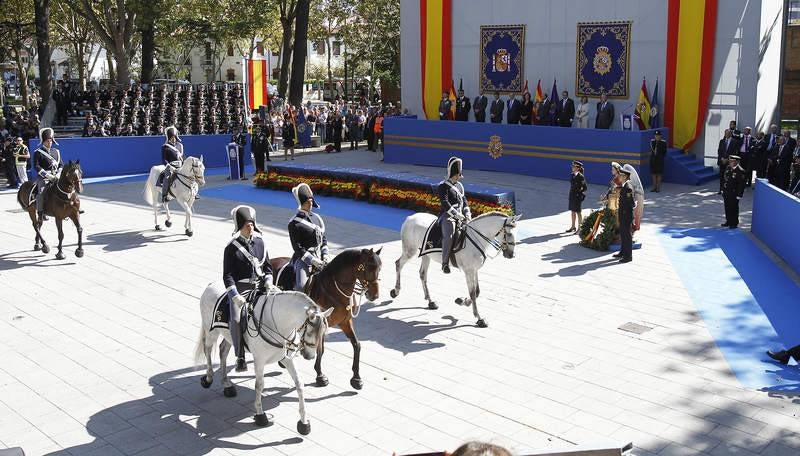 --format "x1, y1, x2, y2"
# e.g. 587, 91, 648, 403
752, 179, 800, 276
256, 162, 516, 216
26, 135, 250, 178
383, 118, 661, 186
